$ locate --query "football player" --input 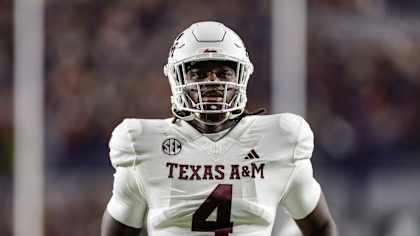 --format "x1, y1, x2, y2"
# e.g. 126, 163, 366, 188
101, 21, 337, 236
